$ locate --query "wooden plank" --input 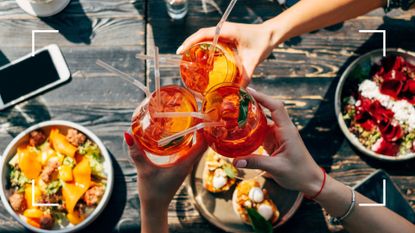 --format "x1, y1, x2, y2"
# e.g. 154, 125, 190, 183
0, 18, 145, 48
0, 0, 145, 18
